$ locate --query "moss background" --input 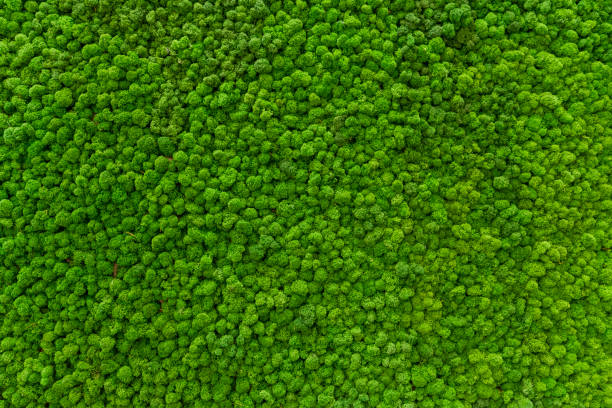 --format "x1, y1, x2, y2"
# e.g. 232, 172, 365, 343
0, 0, 610, 407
